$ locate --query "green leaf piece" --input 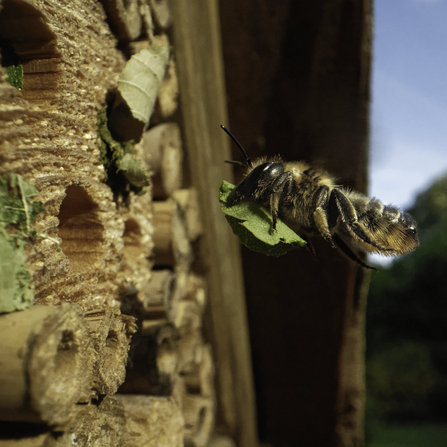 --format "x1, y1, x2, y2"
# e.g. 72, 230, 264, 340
0, 174, 44, 313
0, 174, 44, 232
0, 233, 33, 313
118, 46, 170, 124
96, 107, 149, 195
219, 180, 306, 257
5, 64, 23, 90
116, 153, 150, 187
